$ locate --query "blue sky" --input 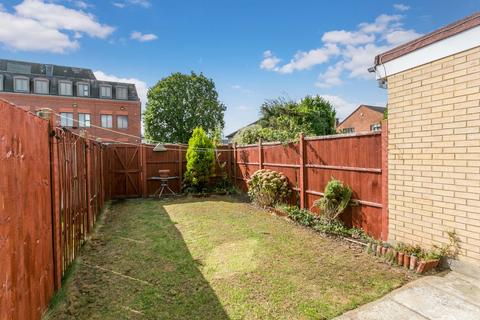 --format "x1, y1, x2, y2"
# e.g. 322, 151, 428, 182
0, 0, 479, 134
